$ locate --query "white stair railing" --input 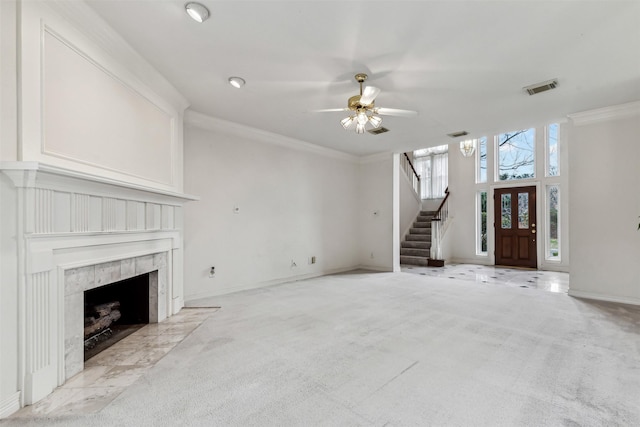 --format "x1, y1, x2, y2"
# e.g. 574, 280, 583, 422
431, 188, 450, 261
401, 153, 421, 197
